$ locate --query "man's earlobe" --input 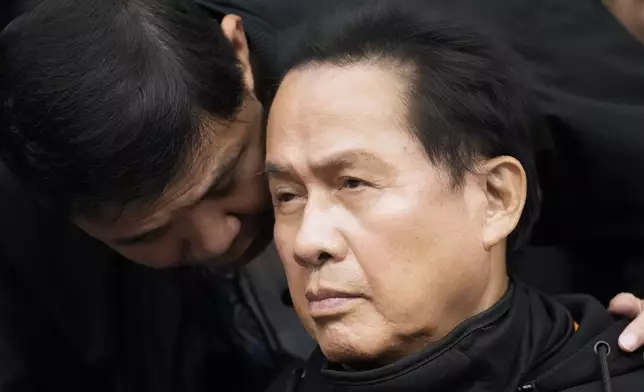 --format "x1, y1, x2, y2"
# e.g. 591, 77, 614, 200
221, 14, 255, 92
480, 156, 526, 251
